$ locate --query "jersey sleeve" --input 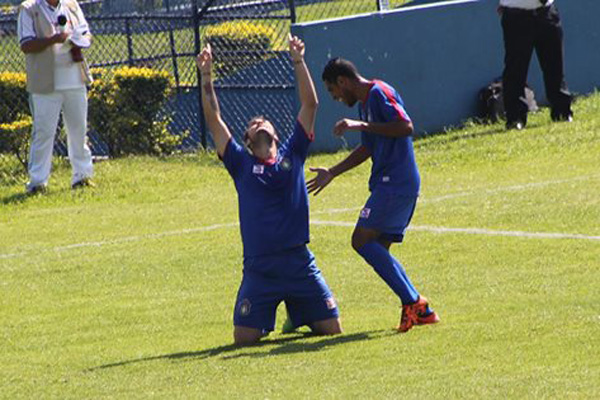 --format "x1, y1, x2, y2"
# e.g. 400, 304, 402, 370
284, 120, 314, 161
373, 85, 412, 123
17, 8, 36, 45
73, 1, 91, 36
221, 138, 245, 179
